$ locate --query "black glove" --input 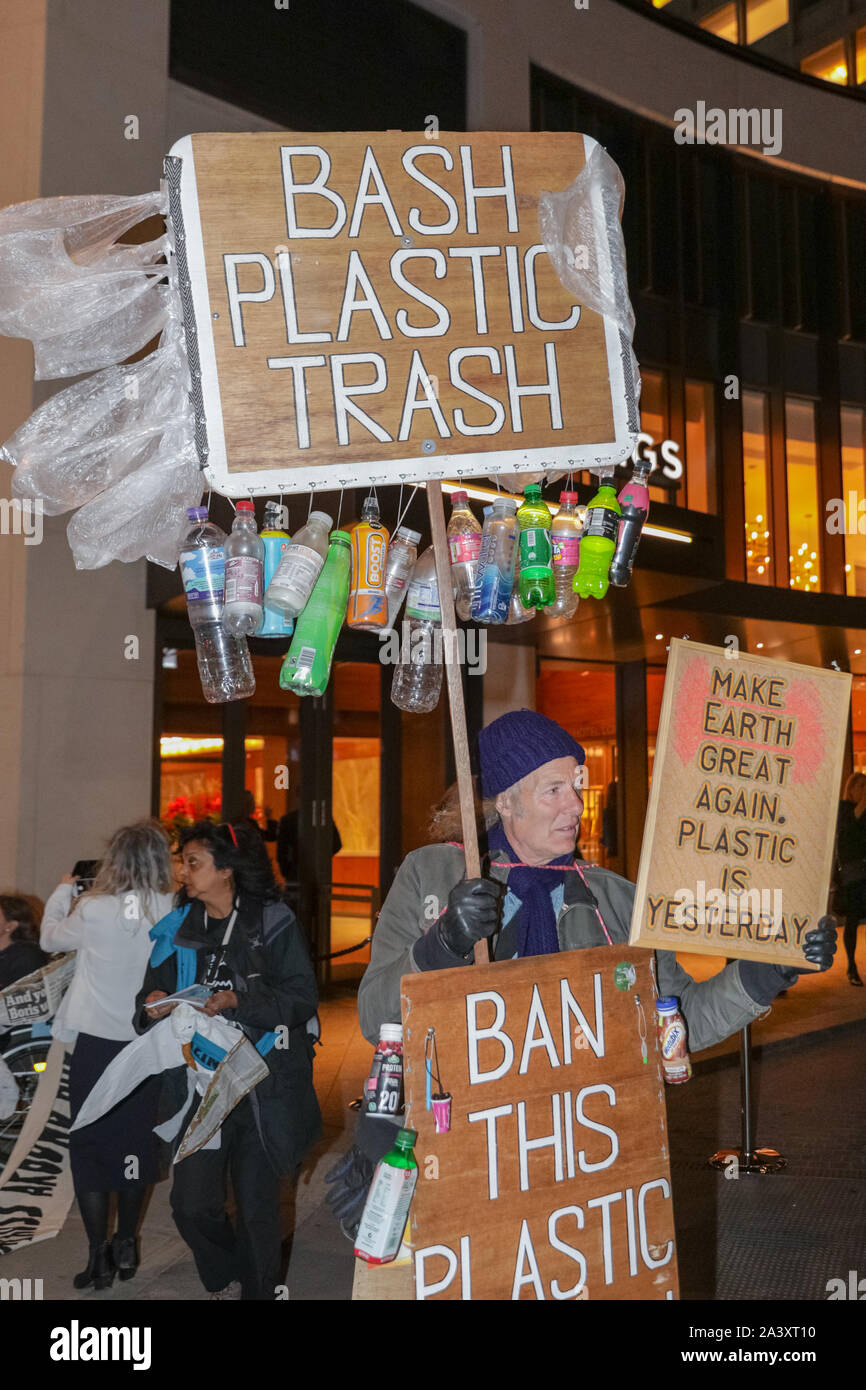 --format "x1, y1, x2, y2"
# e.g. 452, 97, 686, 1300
438, 877, 505, 959
740, 916, 838, 1004
323, 1145, 374, 1239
